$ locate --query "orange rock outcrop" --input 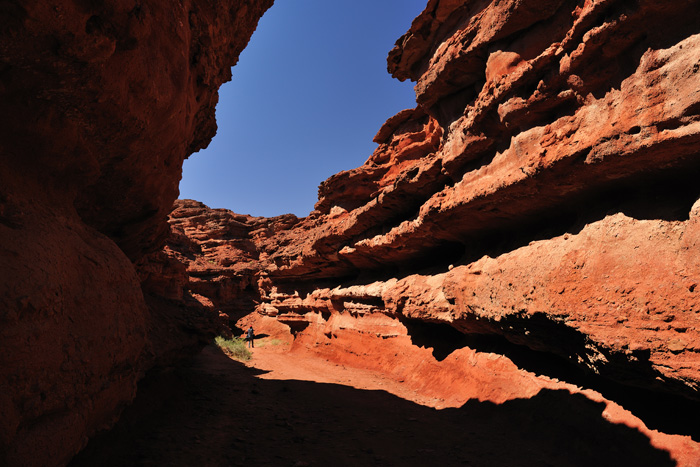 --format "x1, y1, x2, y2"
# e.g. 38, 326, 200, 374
147, 1, 700, 464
